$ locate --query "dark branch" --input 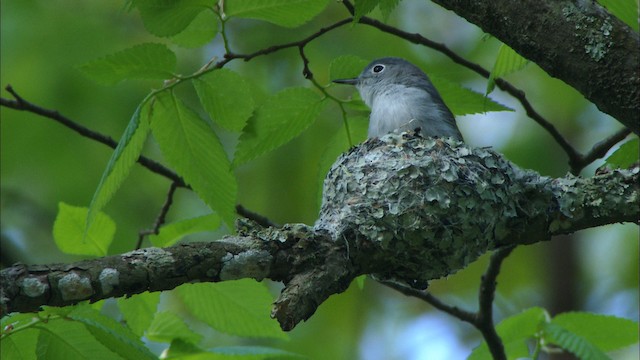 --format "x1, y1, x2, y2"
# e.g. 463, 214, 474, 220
430, 0, 640, 134
380, 280, 476, 323
1, 85, 187, 188
137, 182, 179, 249
1, 86, 279, 227
570, 128, 632, 175
476, 246, 515, 360
221, 18, 352, 64
2, 135, 638, 330
235, 205, 279, 228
